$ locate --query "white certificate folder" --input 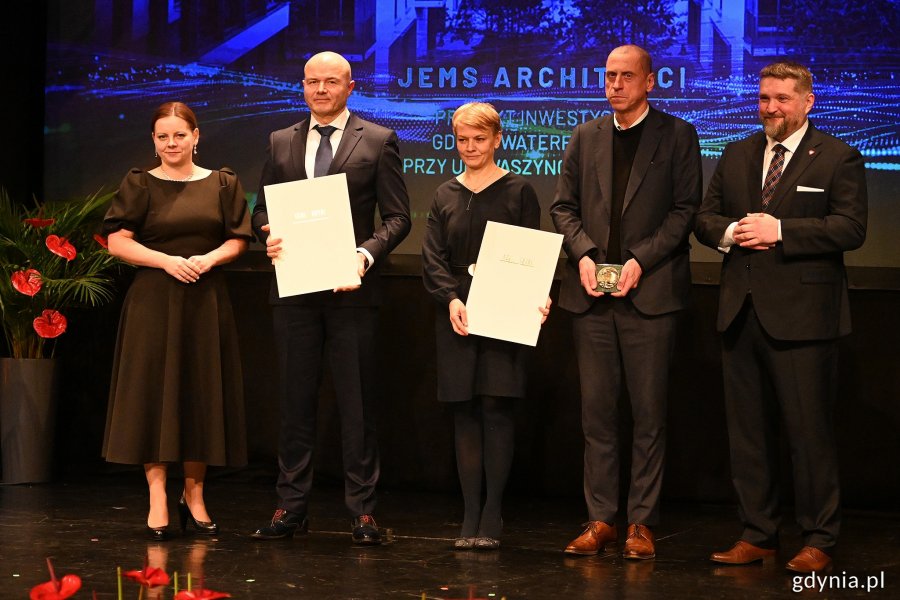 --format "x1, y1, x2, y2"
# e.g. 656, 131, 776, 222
264, 174, 361, 297
465, 221, 563, 347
